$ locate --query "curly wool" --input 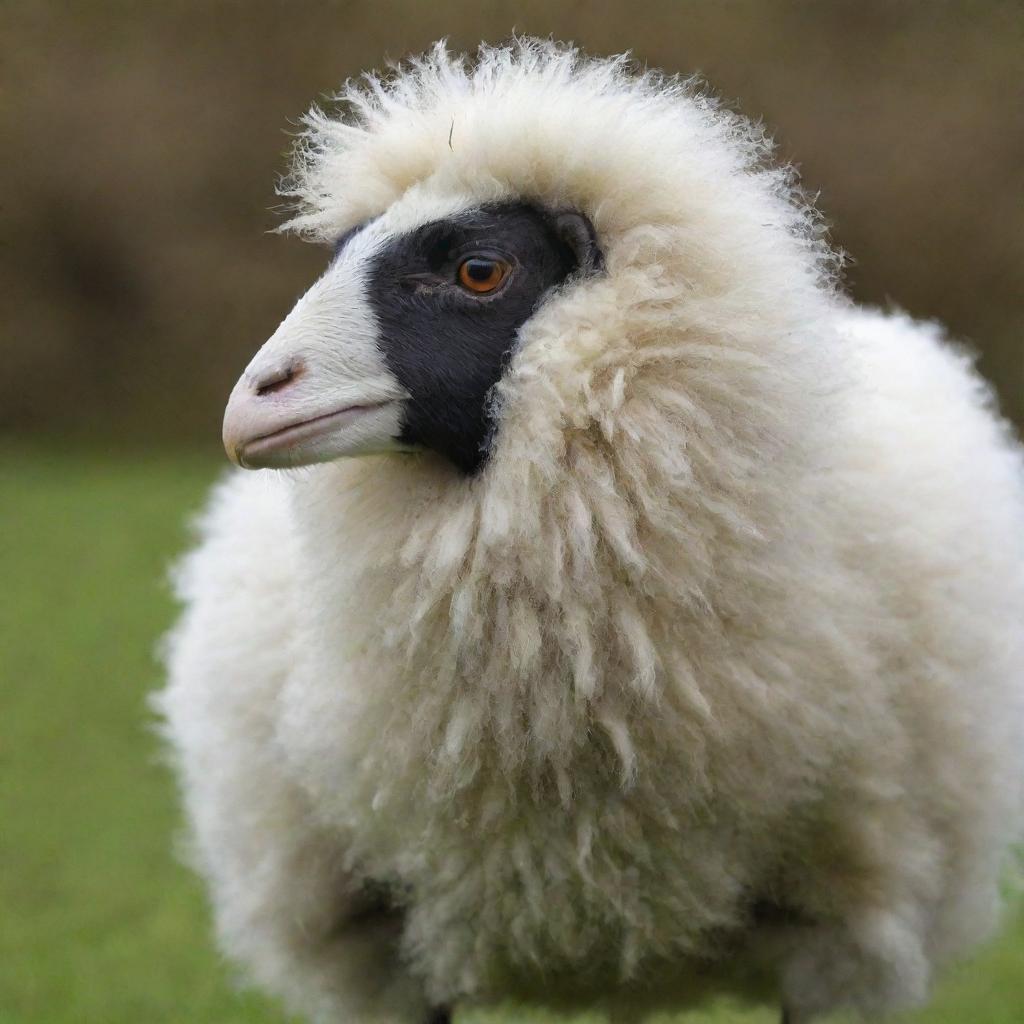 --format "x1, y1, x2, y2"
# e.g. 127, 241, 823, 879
157, 40, 1024, 1023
